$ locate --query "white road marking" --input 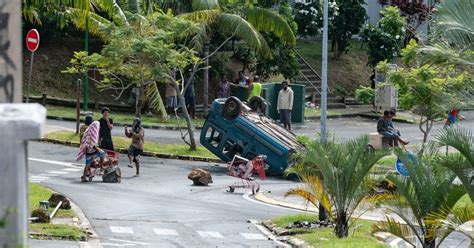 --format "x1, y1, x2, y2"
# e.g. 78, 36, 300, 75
49, 171, 69, 174
153, 228, 179, 236
109, 226, 134, 234
197, 231, 223, 238
38, 173, 59, 177
107, 238, 153, 246
62, 168, 82, 172
100, 243, 135, 247
28, 158, 82, 168
240, 233, 267, 240
242, 192, 303, 212
30, 176, 50, 179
